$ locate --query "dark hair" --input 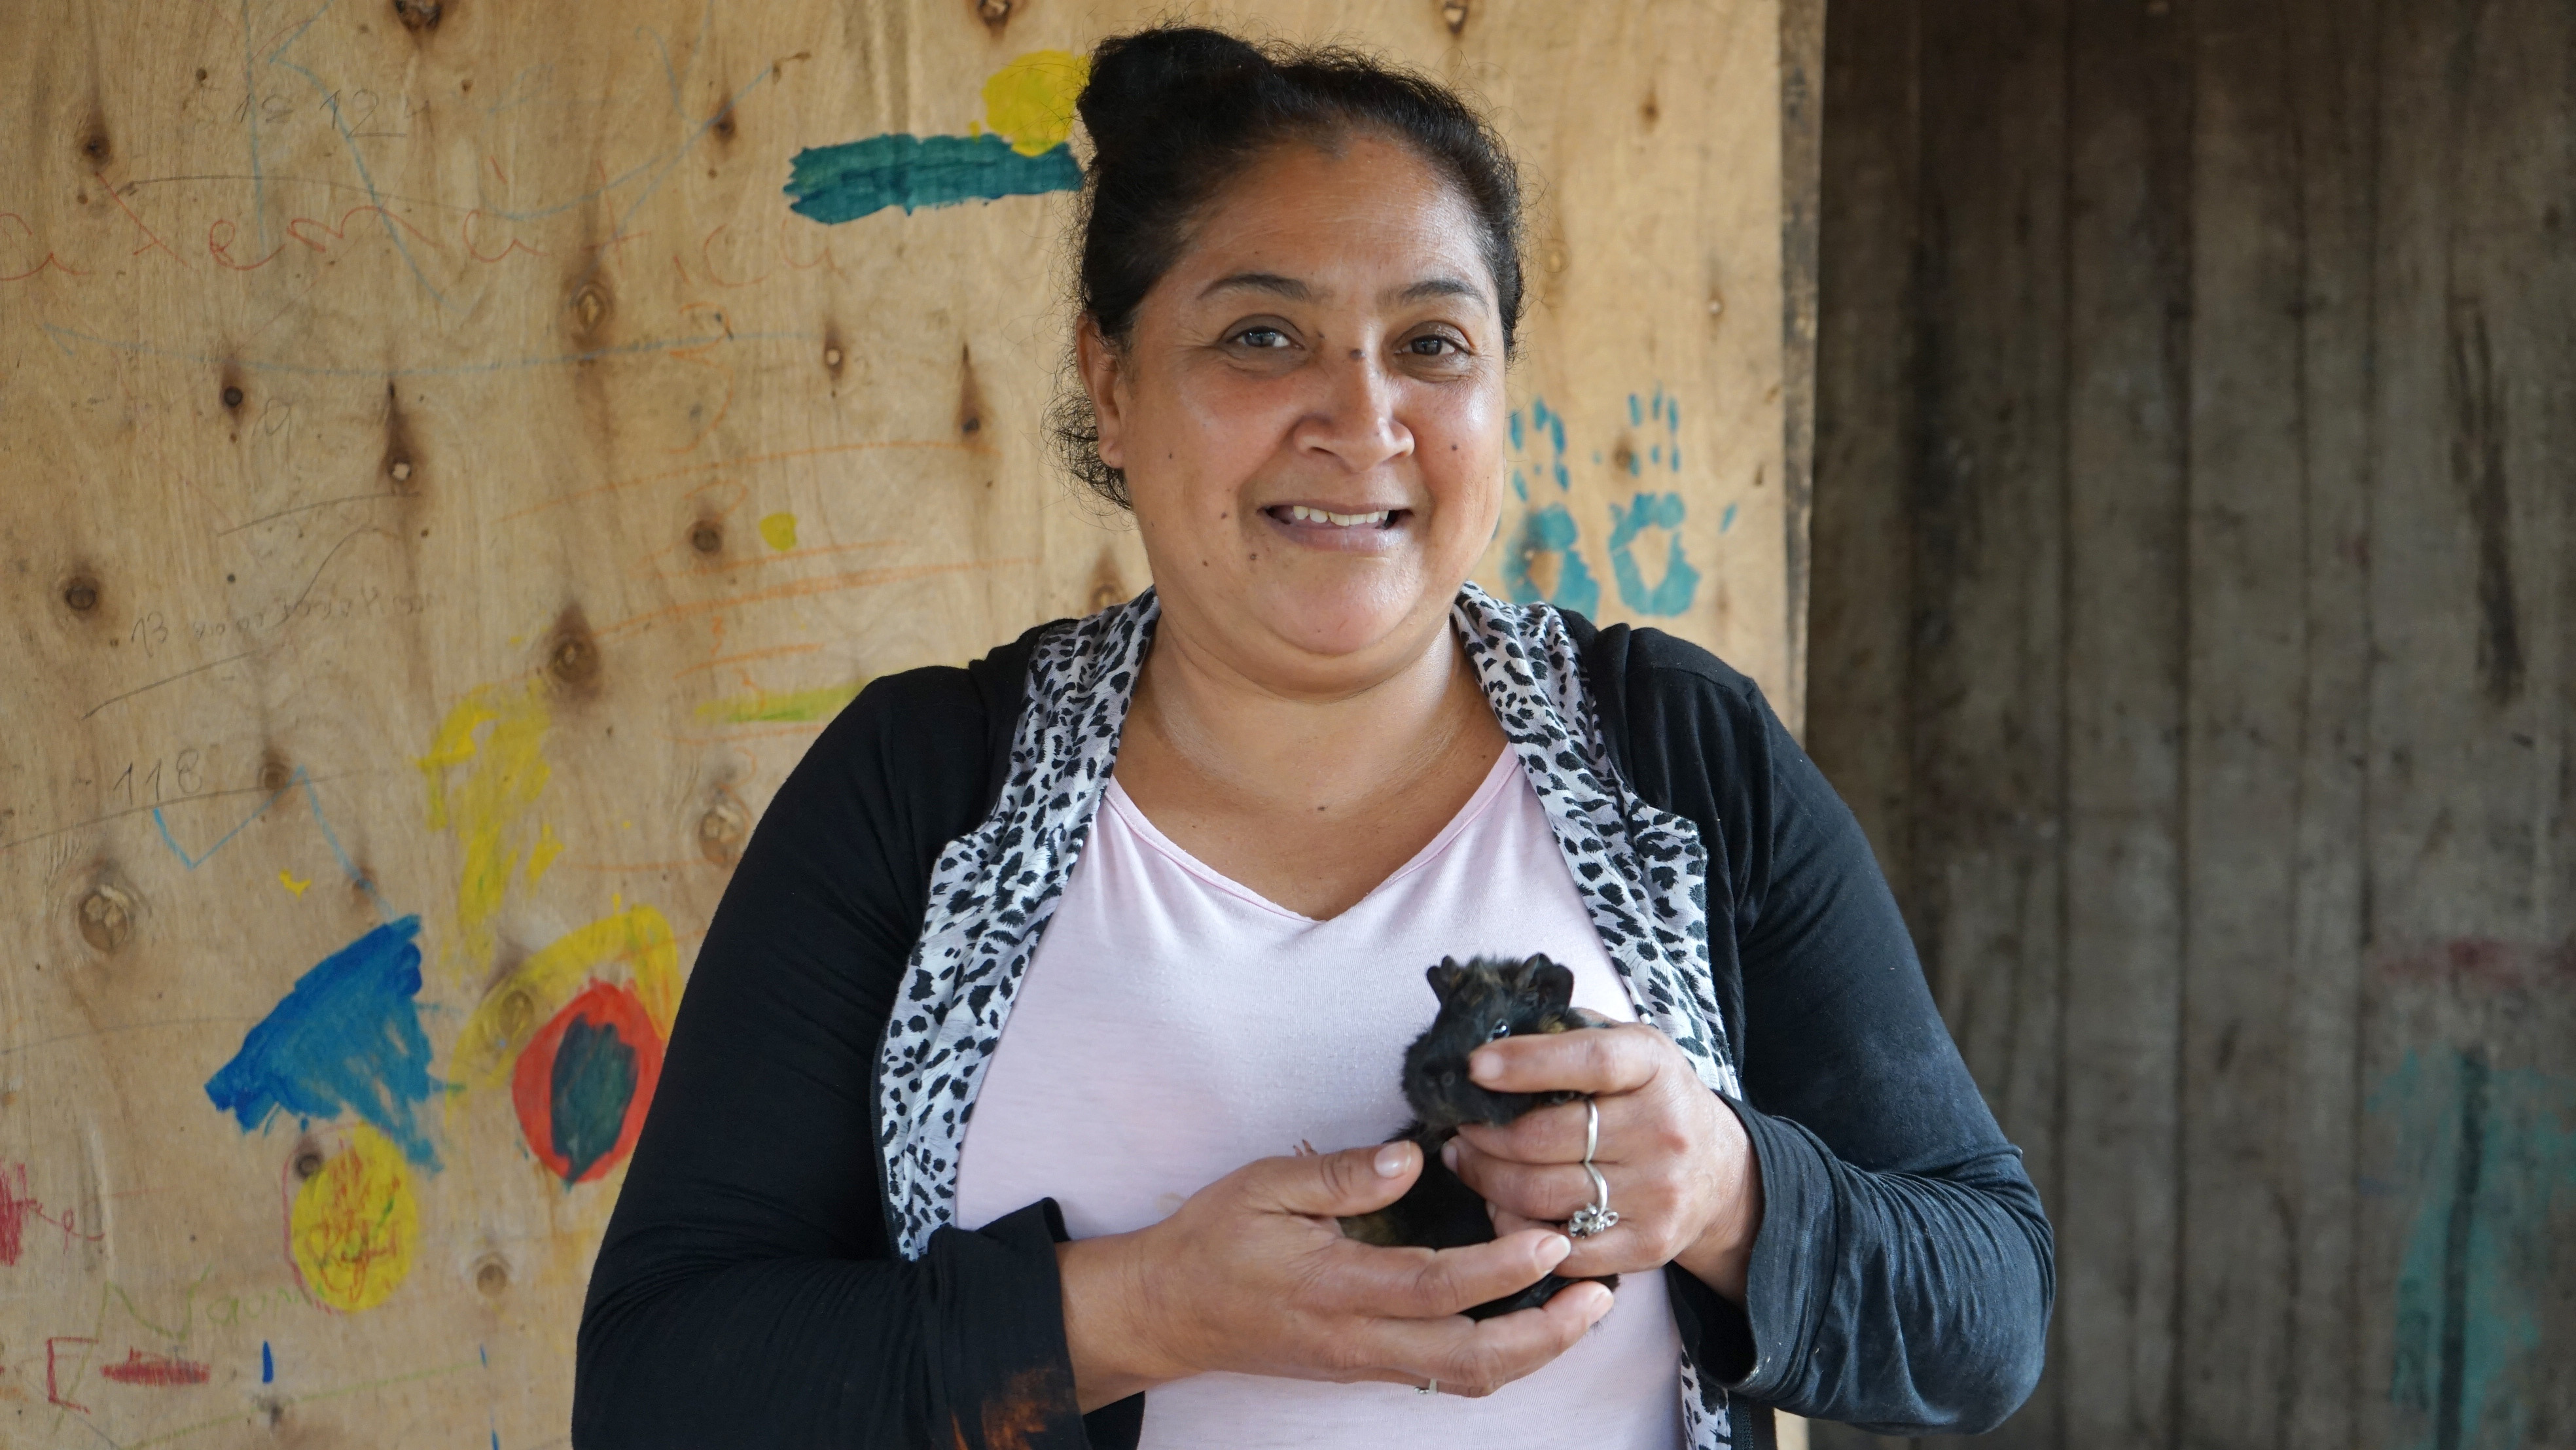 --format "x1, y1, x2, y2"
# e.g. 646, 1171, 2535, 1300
1050, 25, 1526, 508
